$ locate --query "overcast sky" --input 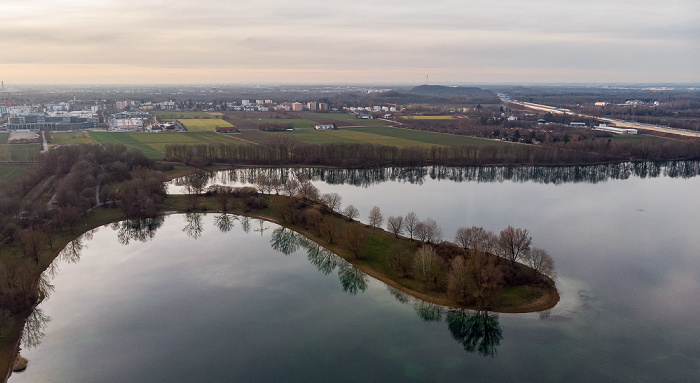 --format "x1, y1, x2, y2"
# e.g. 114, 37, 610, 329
1, 0, 698, 85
